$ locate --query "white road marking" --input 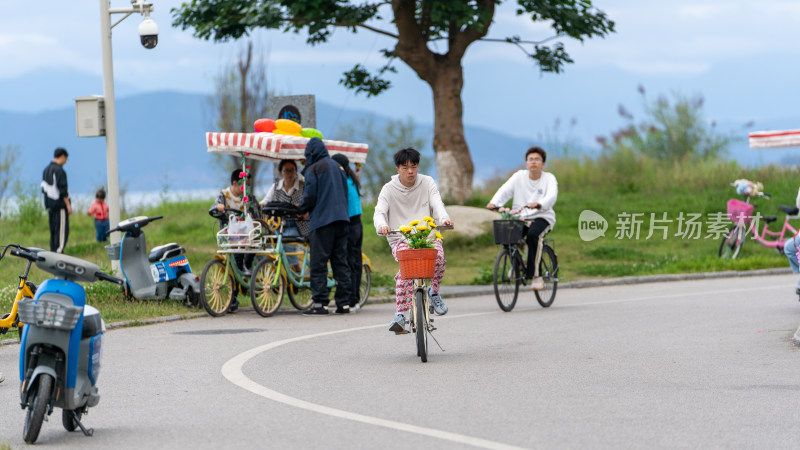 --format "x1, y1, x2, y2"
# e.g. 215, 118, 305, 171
221, 282, 793, 449
221, 319, 526, 450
